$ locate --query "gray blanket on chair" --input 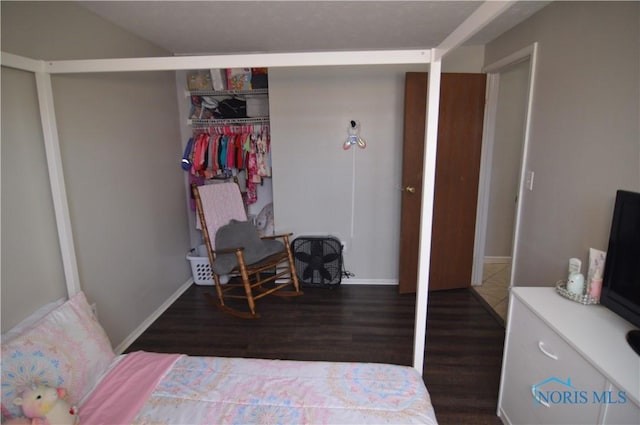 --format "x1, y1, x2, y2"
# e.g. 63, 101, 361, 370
213, 219, 284, 275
